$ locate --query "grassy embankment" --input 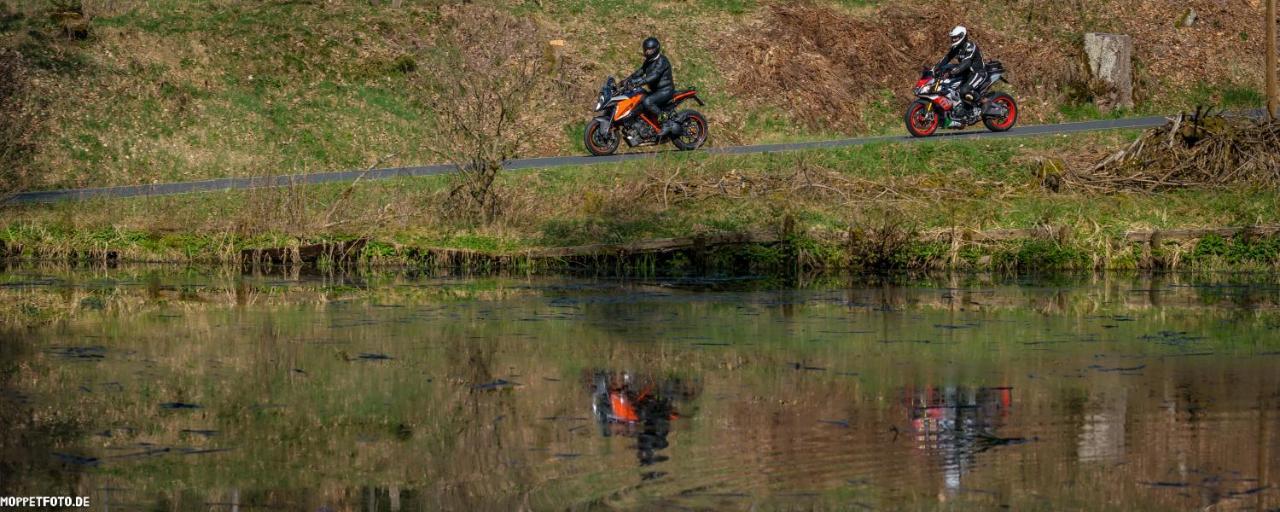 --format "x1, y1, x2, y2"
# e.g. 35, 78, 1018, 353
4, 130, 1280, 272
0, 0, 1275, 272
0, 0, 1268, 189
